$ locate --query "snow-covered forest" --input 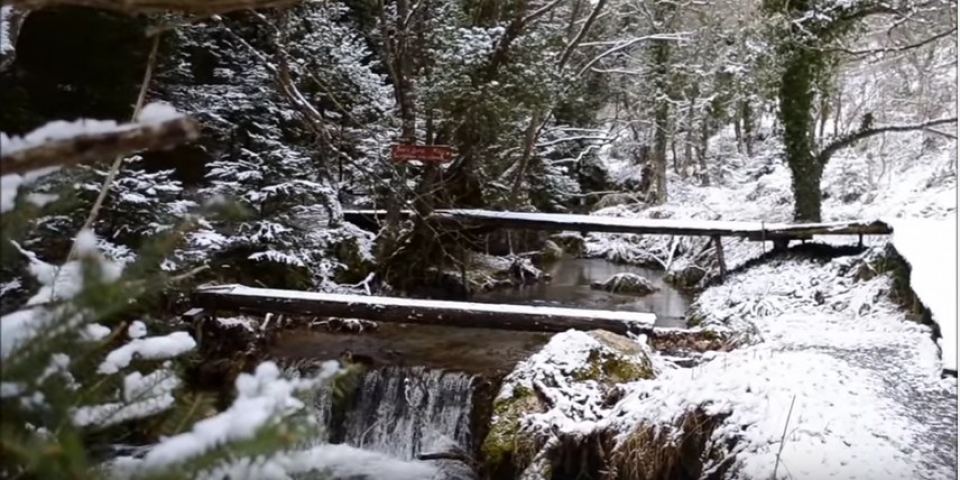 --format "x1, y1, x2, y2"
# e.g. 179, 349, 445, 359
0, 0, 956, 479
